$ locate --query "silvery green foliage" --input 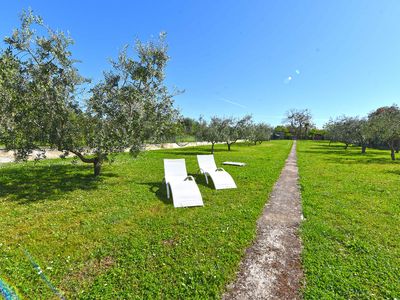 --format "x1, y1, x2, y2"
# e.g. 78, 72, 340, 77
87, 32, 179, 159
324, 116, 368, 150
196, 115, 252, 152
0, 10, 179, 175
367, 105, 400, 160
348, 117, 370, 152
246, 122, 274, 145
221, 115, 253, 151
0, 9, 86, 161
195, 116, 226, 153
324, 119, 340, 143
